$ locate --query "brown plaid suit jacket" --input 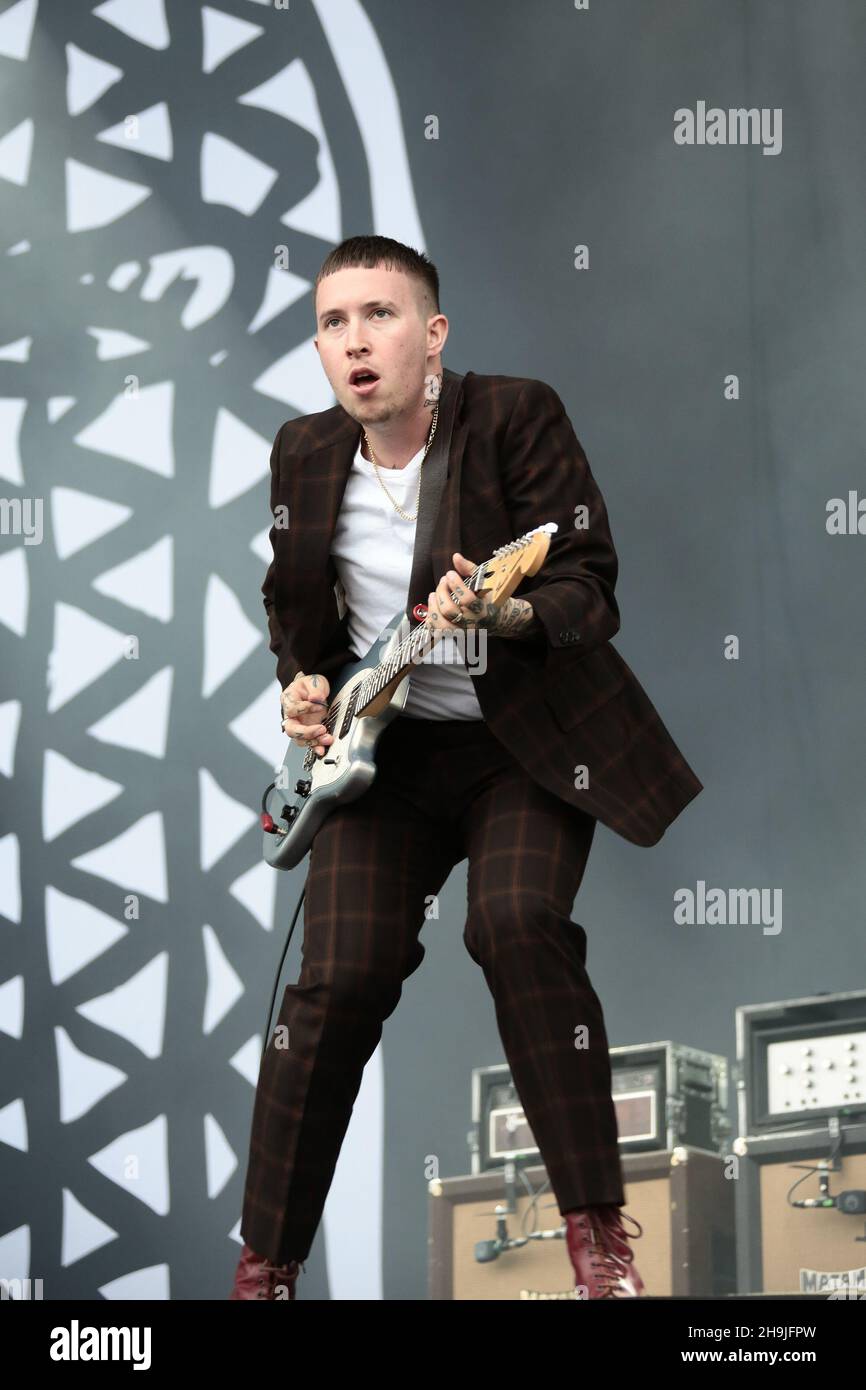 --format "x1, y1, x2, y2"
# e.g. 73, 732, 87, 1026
261, 368, 703, 847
